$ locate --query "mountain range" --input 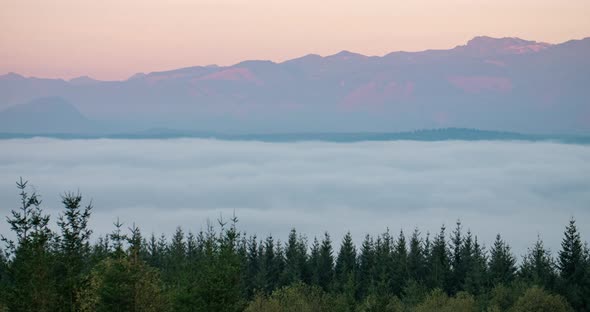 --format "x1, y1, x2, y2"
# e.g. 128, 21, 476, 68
1, 36, 589, 135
